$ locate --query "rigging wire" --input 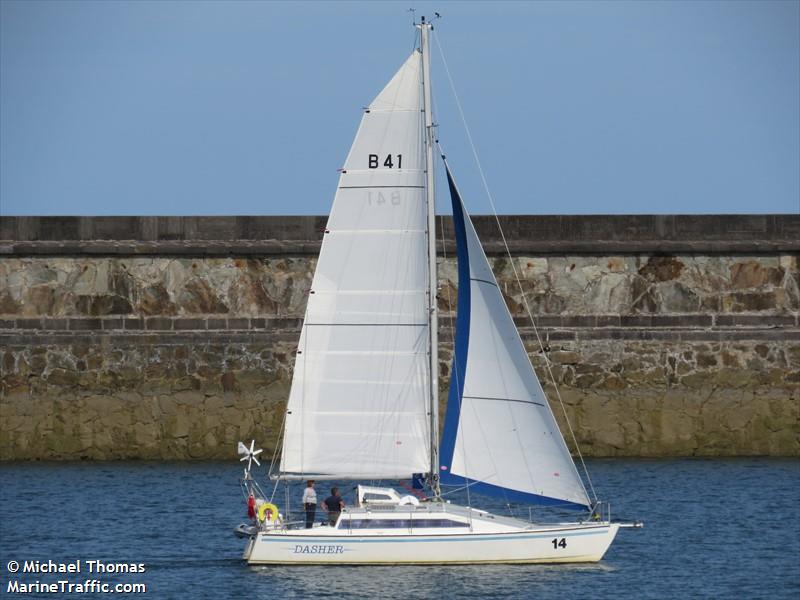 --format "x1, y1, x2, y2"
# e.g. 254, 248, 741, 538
433, 30, 599, 506
267, 403, 288, 477
267, 404, 289, 503
411, 14, 420, 53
